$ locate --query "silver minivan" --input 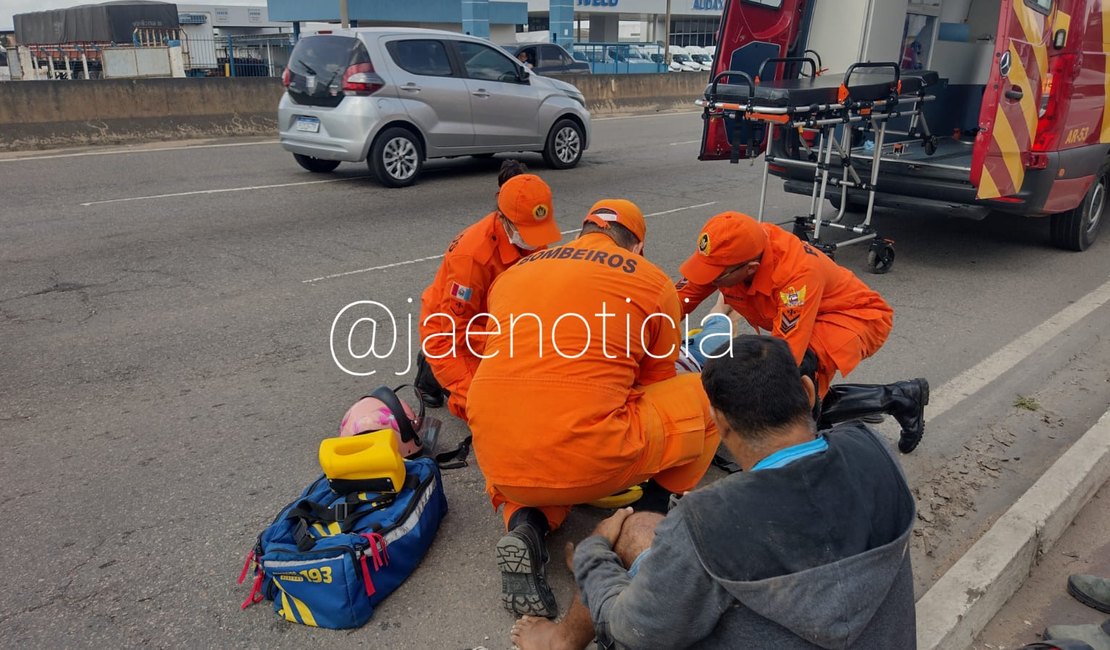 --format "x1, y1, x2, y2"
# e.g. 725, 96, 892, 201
278, 28, 591, 187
